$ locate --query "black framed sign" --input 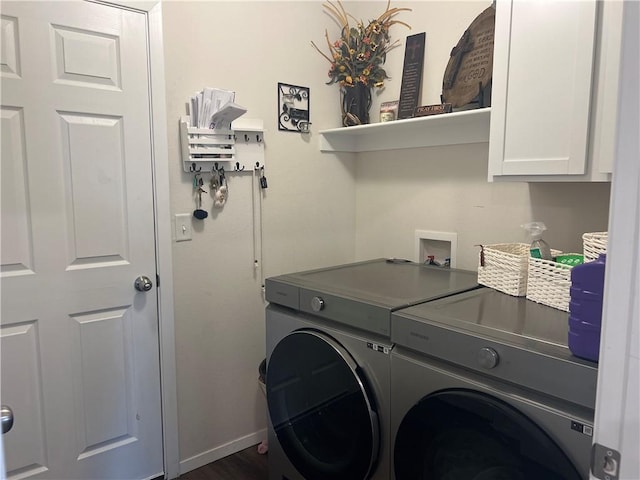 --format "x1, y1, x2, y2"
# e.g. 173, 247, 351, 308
278, 83, 310, 132
398, 33, 426, 120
